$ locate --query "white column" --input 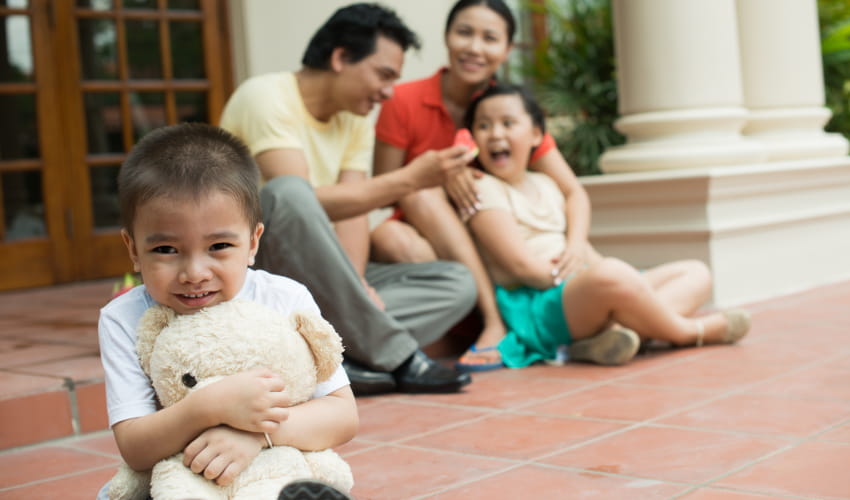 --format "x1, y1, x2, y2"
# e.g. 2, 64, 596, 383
600, 0, 766, 173
736, 0, 849, 160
